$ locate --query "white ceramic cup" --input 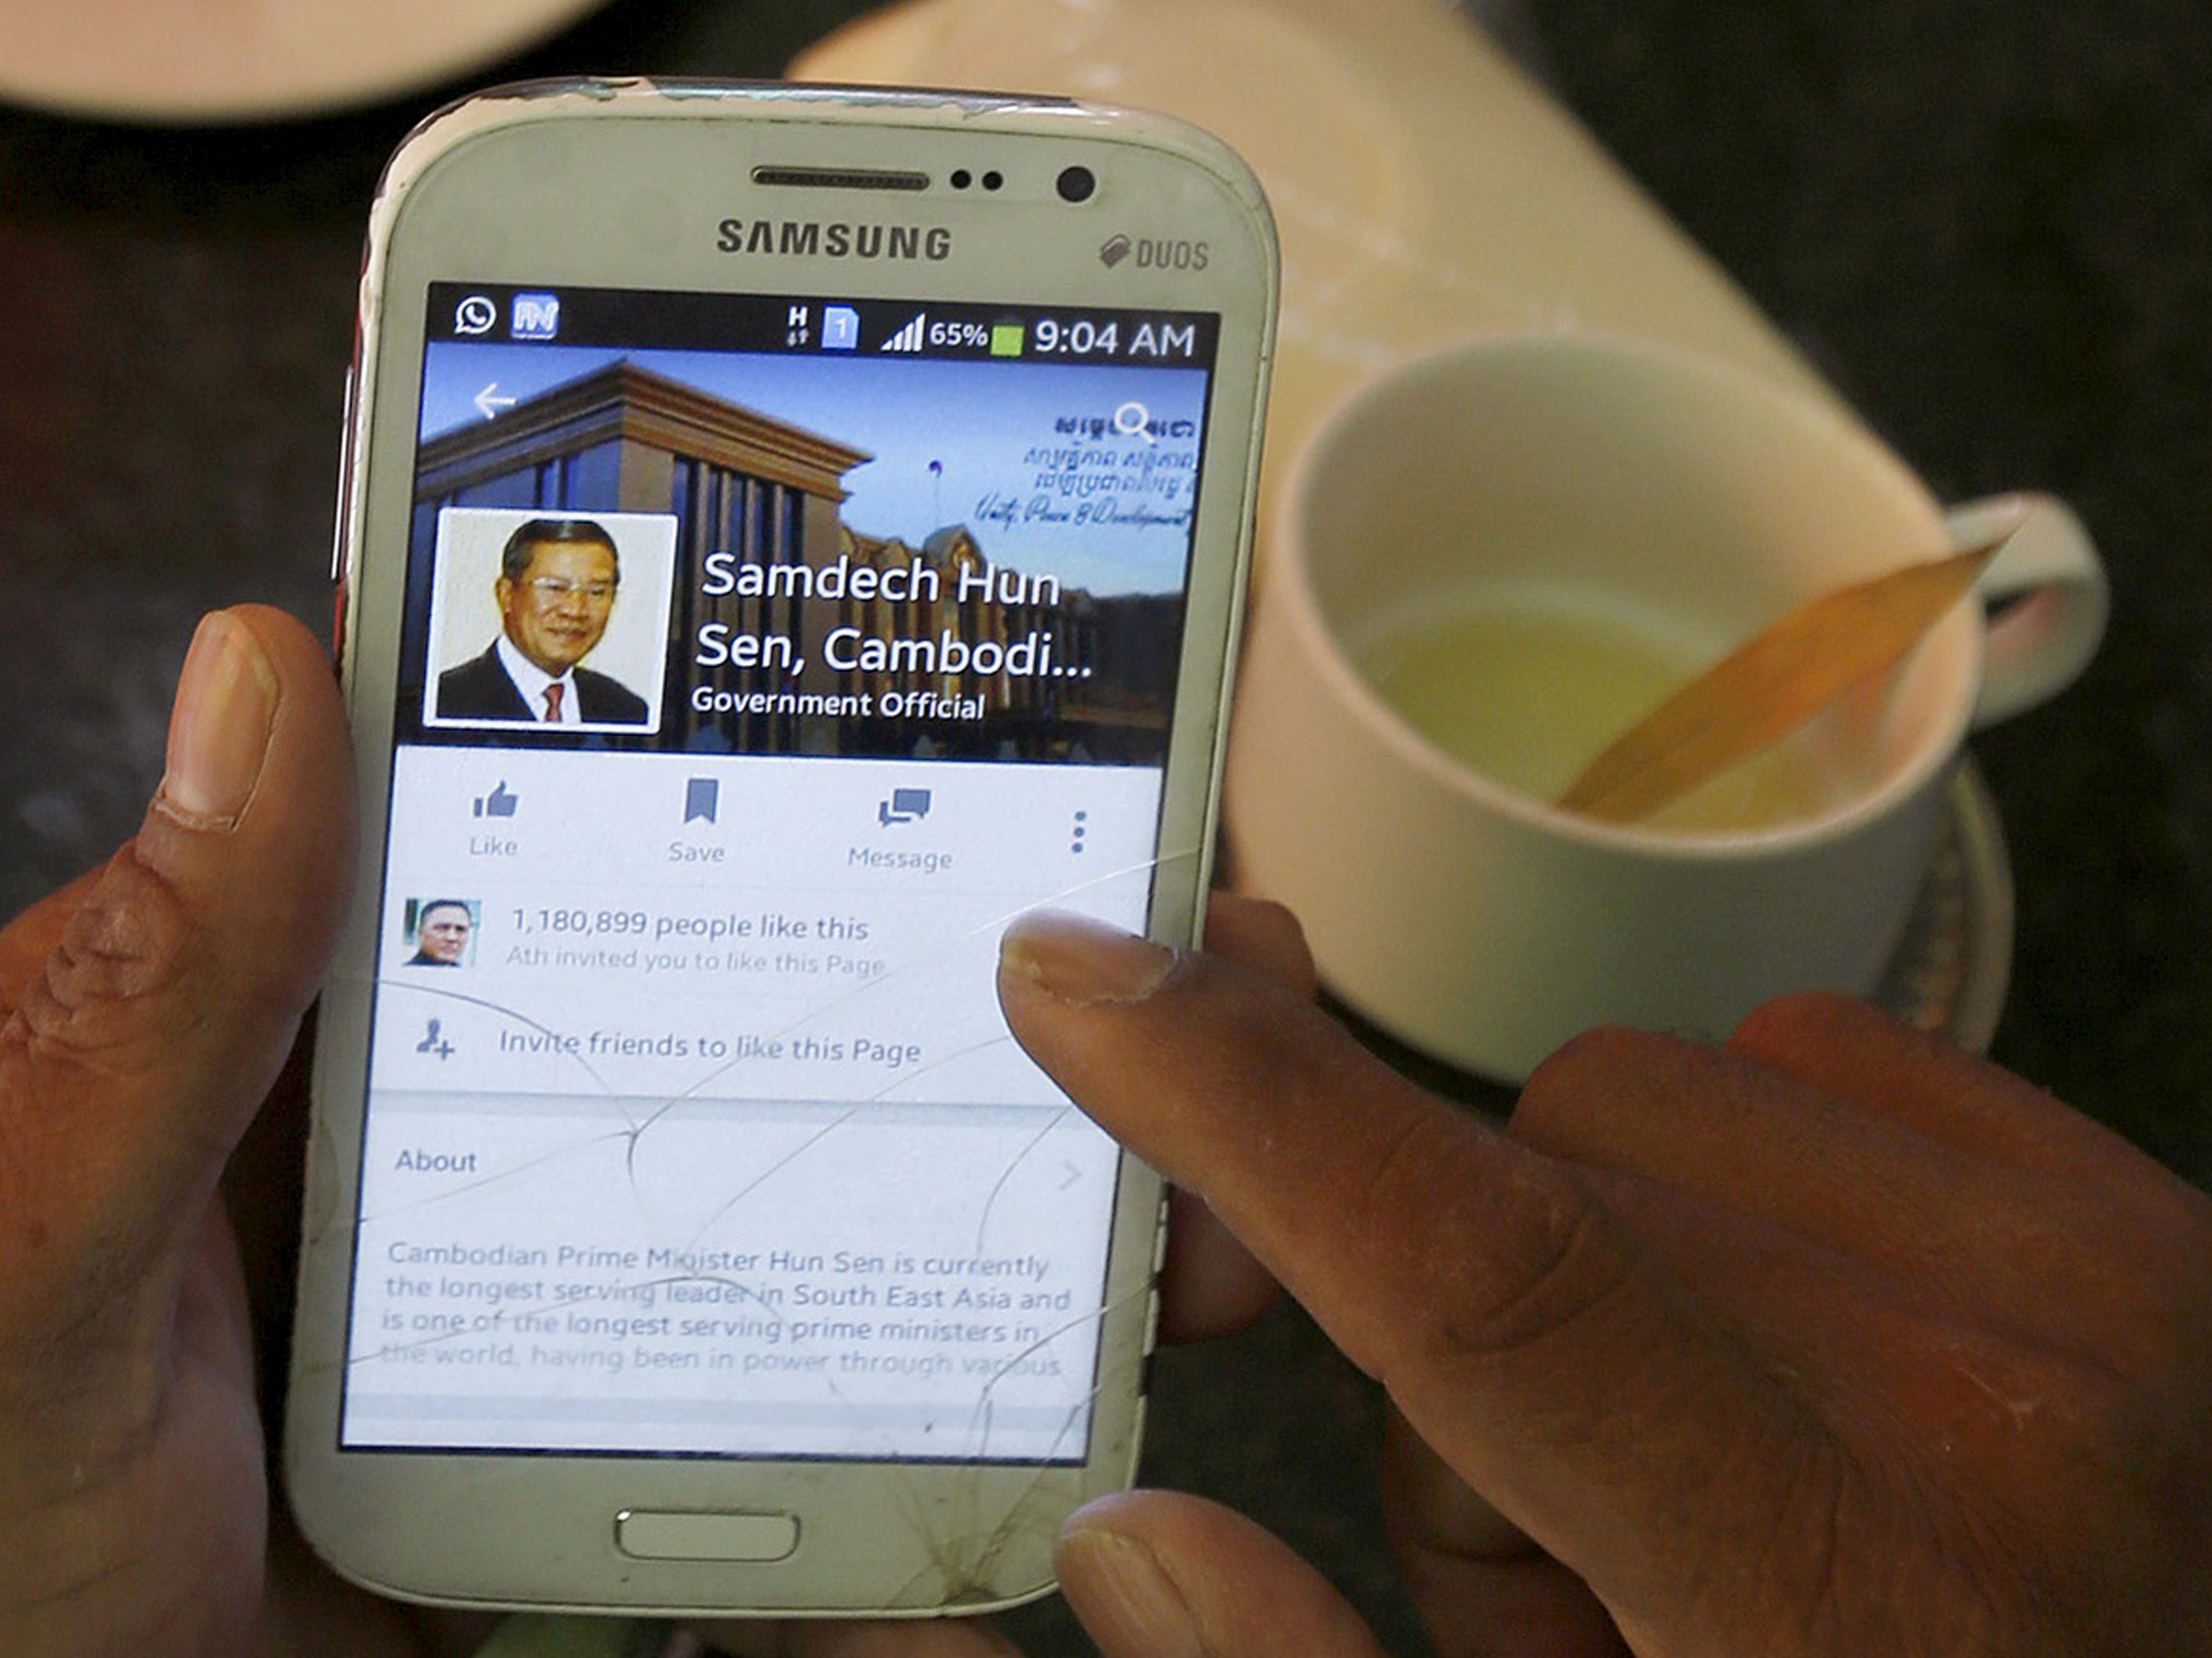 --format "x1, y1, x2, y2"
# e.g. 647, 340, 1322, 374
1223, 334, 2108, 1083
